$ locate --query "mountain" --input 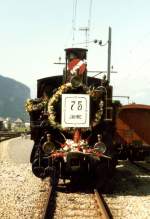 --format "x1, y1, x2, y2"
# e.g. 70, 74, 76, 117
0, 75, 30, 121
